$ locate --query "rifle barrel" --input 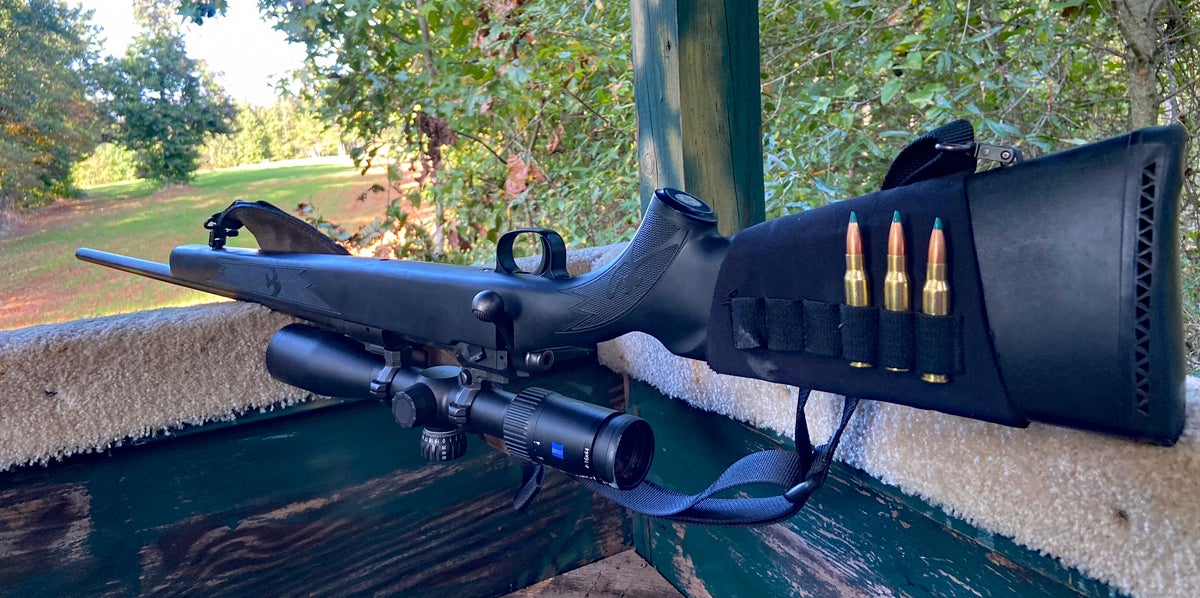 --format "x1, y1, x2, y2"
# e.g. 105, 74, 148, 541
75, 248, 238, 301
